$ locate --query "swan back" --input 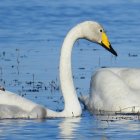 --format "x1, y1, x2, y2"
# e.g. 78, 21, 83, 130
89, 68, 140, 113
